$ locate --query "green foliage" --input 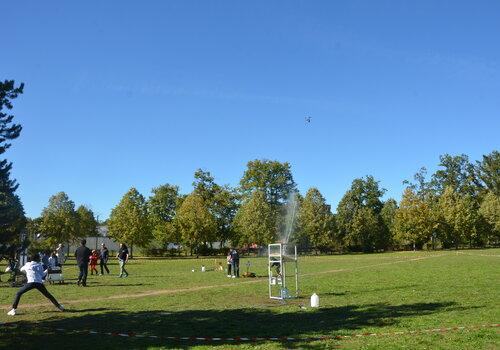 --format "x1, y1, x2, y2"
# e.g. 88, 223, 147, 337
0, 80, 24, 158
239, 159, 296, 207
381, 198, 398, 245
233, 191, 276, 246
39, 192, 79, 246
174, 193, 216, 253
403, 167, 436, 203
431, 154, 481, 197
193, 169, 238, 245
437, 187, 484, 248
0, 80, 25, 250
336, 176, 387, 252
0, 250, 498, 349
147, 184, 180, 244
76, 205, 98, 238
0, 191, 25, 247
108, 188, 152, 248
476, 151, 500, 195
393, 188, 435, 249
297, 188, 336, 252
479, 191, 500, 243
344, 207, 381, 252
